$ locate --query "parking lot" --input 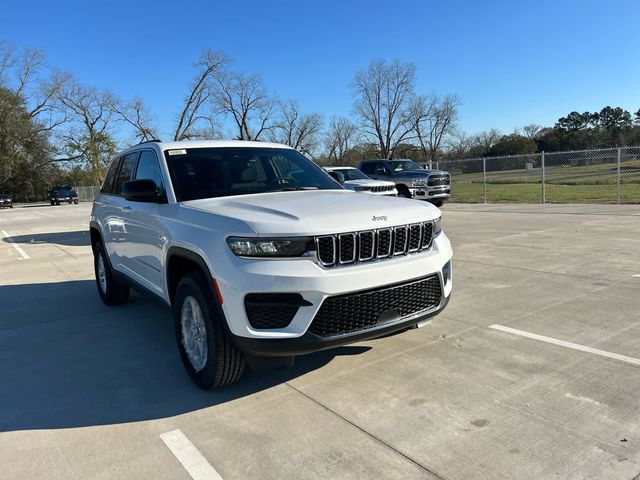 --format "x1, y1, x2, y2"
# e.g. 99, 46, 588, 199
1, 202, 639, 480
